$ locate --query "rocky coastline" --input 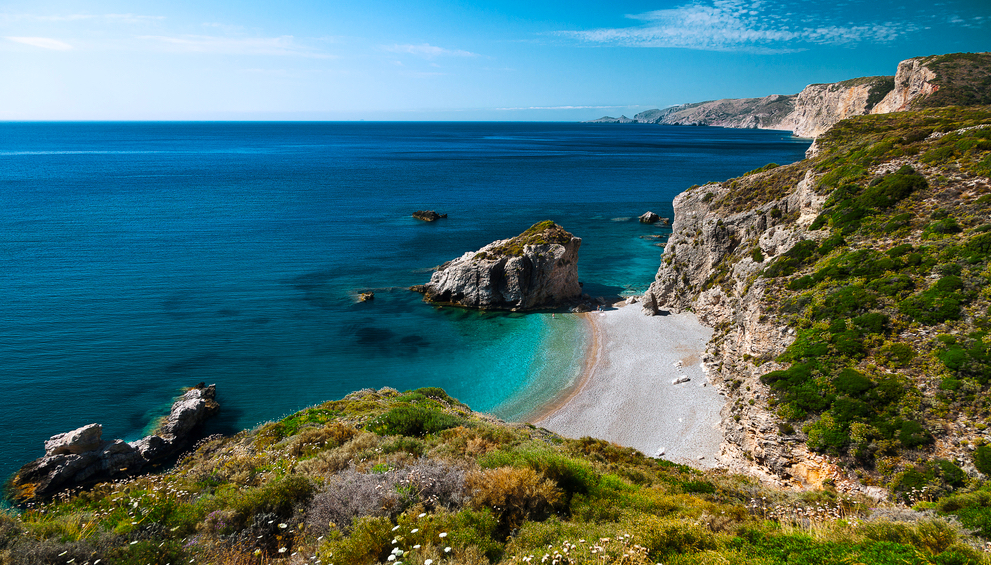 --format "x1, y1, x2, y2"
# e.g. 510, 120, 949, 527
8, 384, 220, 503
